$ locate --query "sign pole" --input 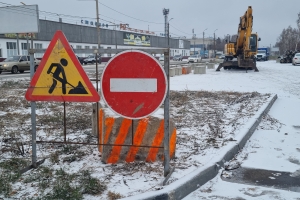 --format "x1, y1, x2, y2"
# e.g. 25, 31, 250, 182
163, 48, 170, 177
29, 36, 37, 168
96, 0, 101, 146
63, 101, 67, 142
